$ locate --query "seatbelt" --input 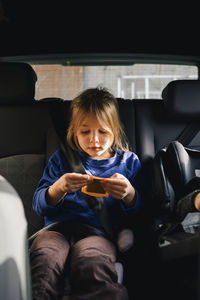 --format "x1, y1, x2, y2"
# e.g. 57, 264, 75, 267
177, 121, 200, 146
60, 141, 114, 240
47, 99, 114, 240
